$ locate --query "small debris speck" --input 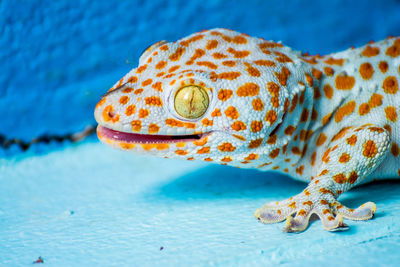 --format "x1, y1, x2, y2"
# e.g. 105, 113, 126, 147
160, 246, 164, 251
33, 256, 44, 264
